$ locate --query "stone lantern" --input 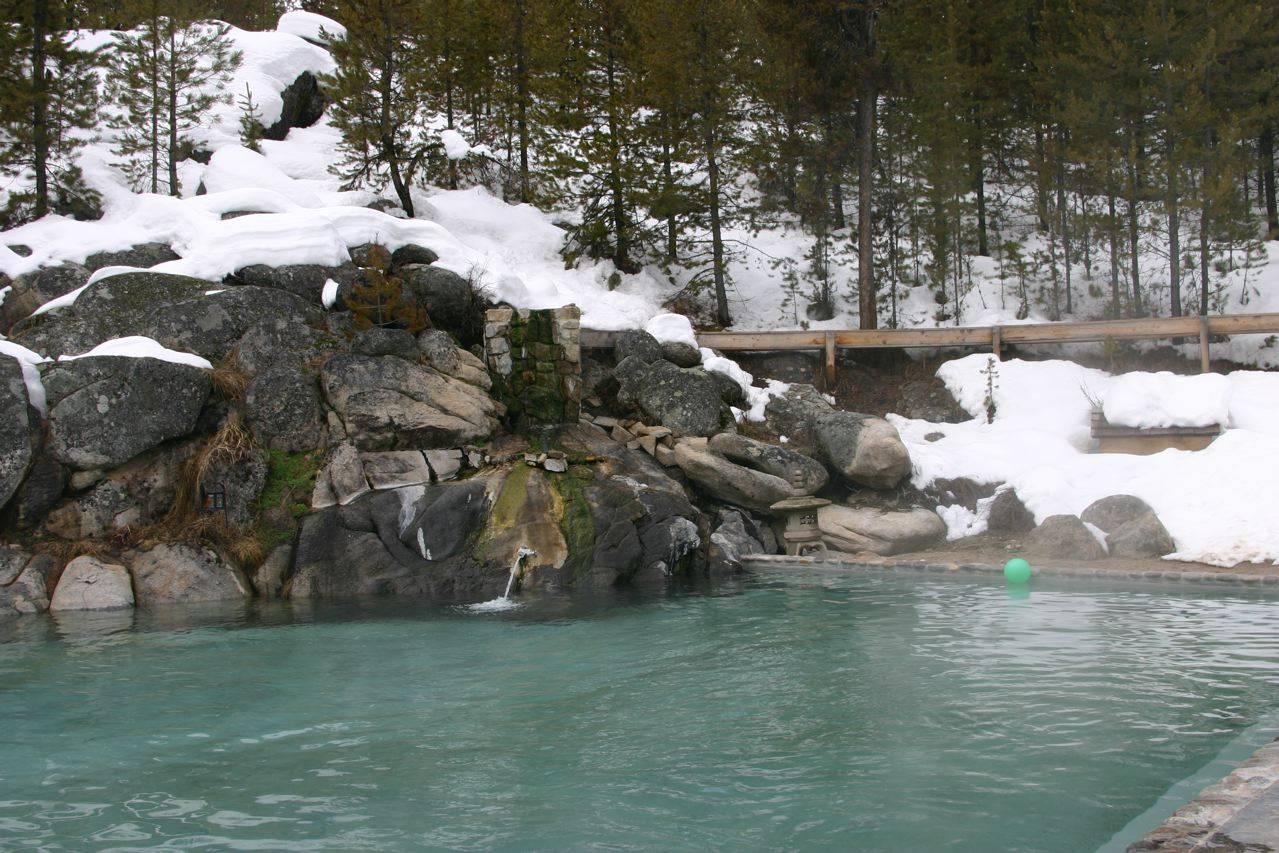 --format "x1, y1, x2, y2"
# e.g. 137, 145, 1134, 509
770, 496, 830, 557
